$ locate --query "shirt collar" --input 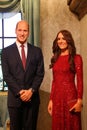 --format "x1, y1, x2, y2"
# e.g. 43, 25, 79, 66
16, 40, 27, 48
